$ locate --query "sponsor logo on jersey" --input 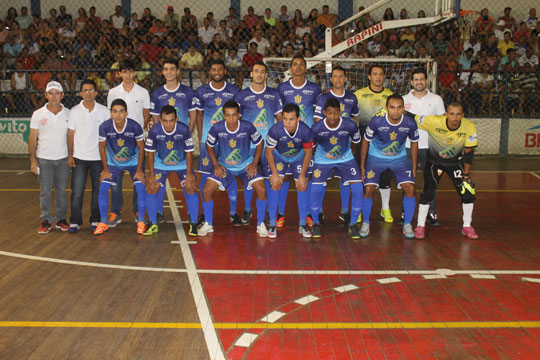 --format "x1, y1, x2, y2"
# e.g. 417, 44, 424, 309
326, 145, 341, 159
382, 141, 399, 156
113, 146, 130, 162
439, 146, 456, 159
166, 140, 174, 150
253, 109, 268, 128
164, 150, 180, 165
225, 148, 241, 165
